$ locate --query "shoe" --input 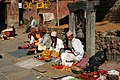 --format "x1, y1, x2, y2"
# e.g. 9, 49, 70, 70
27, 50, 35, 55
